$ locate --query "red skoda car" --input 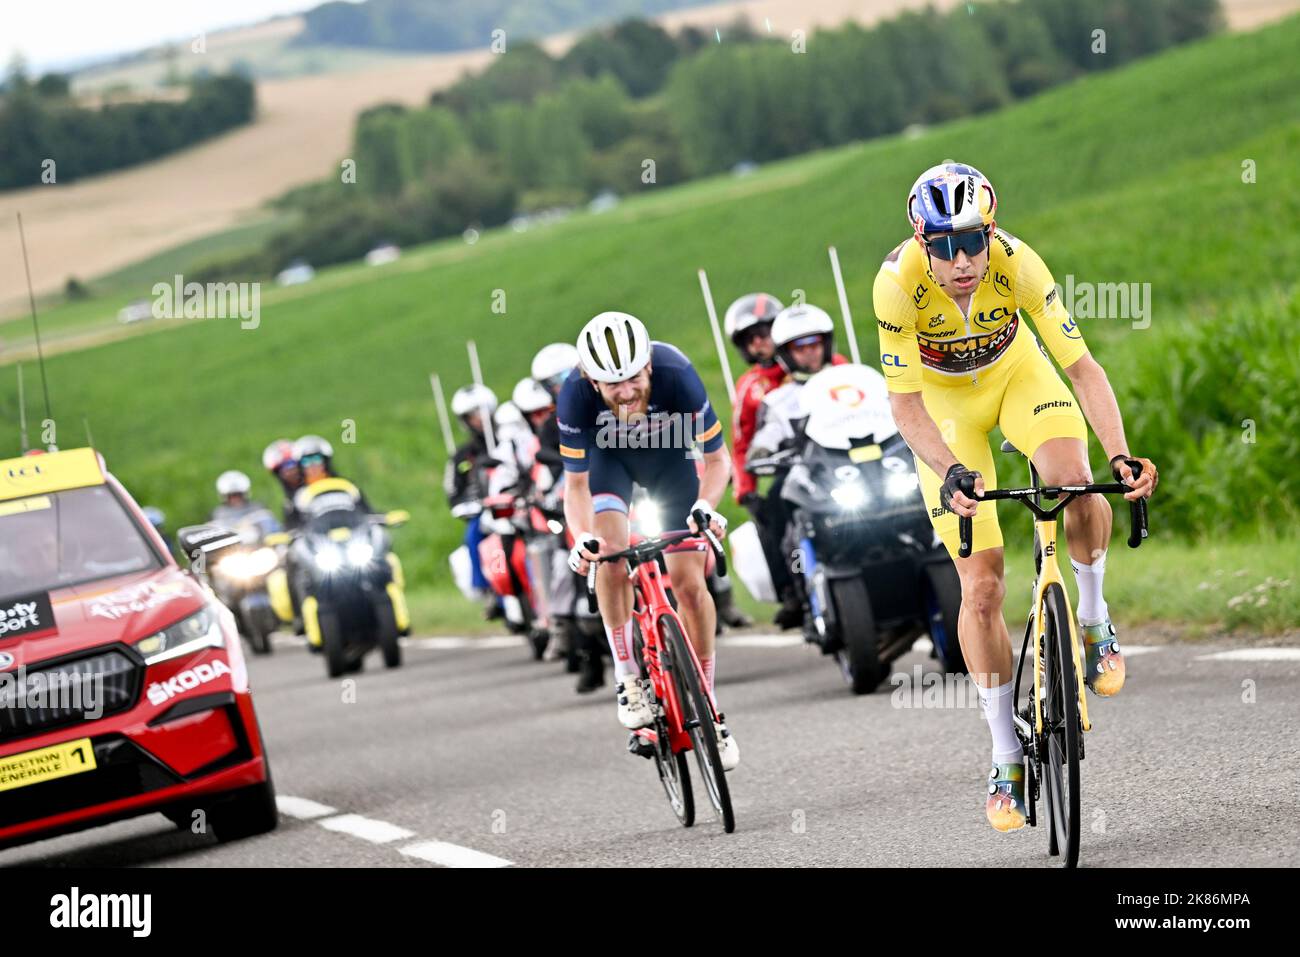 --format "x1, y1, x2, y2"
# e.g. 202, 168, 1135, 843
0, 448, 276, 850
